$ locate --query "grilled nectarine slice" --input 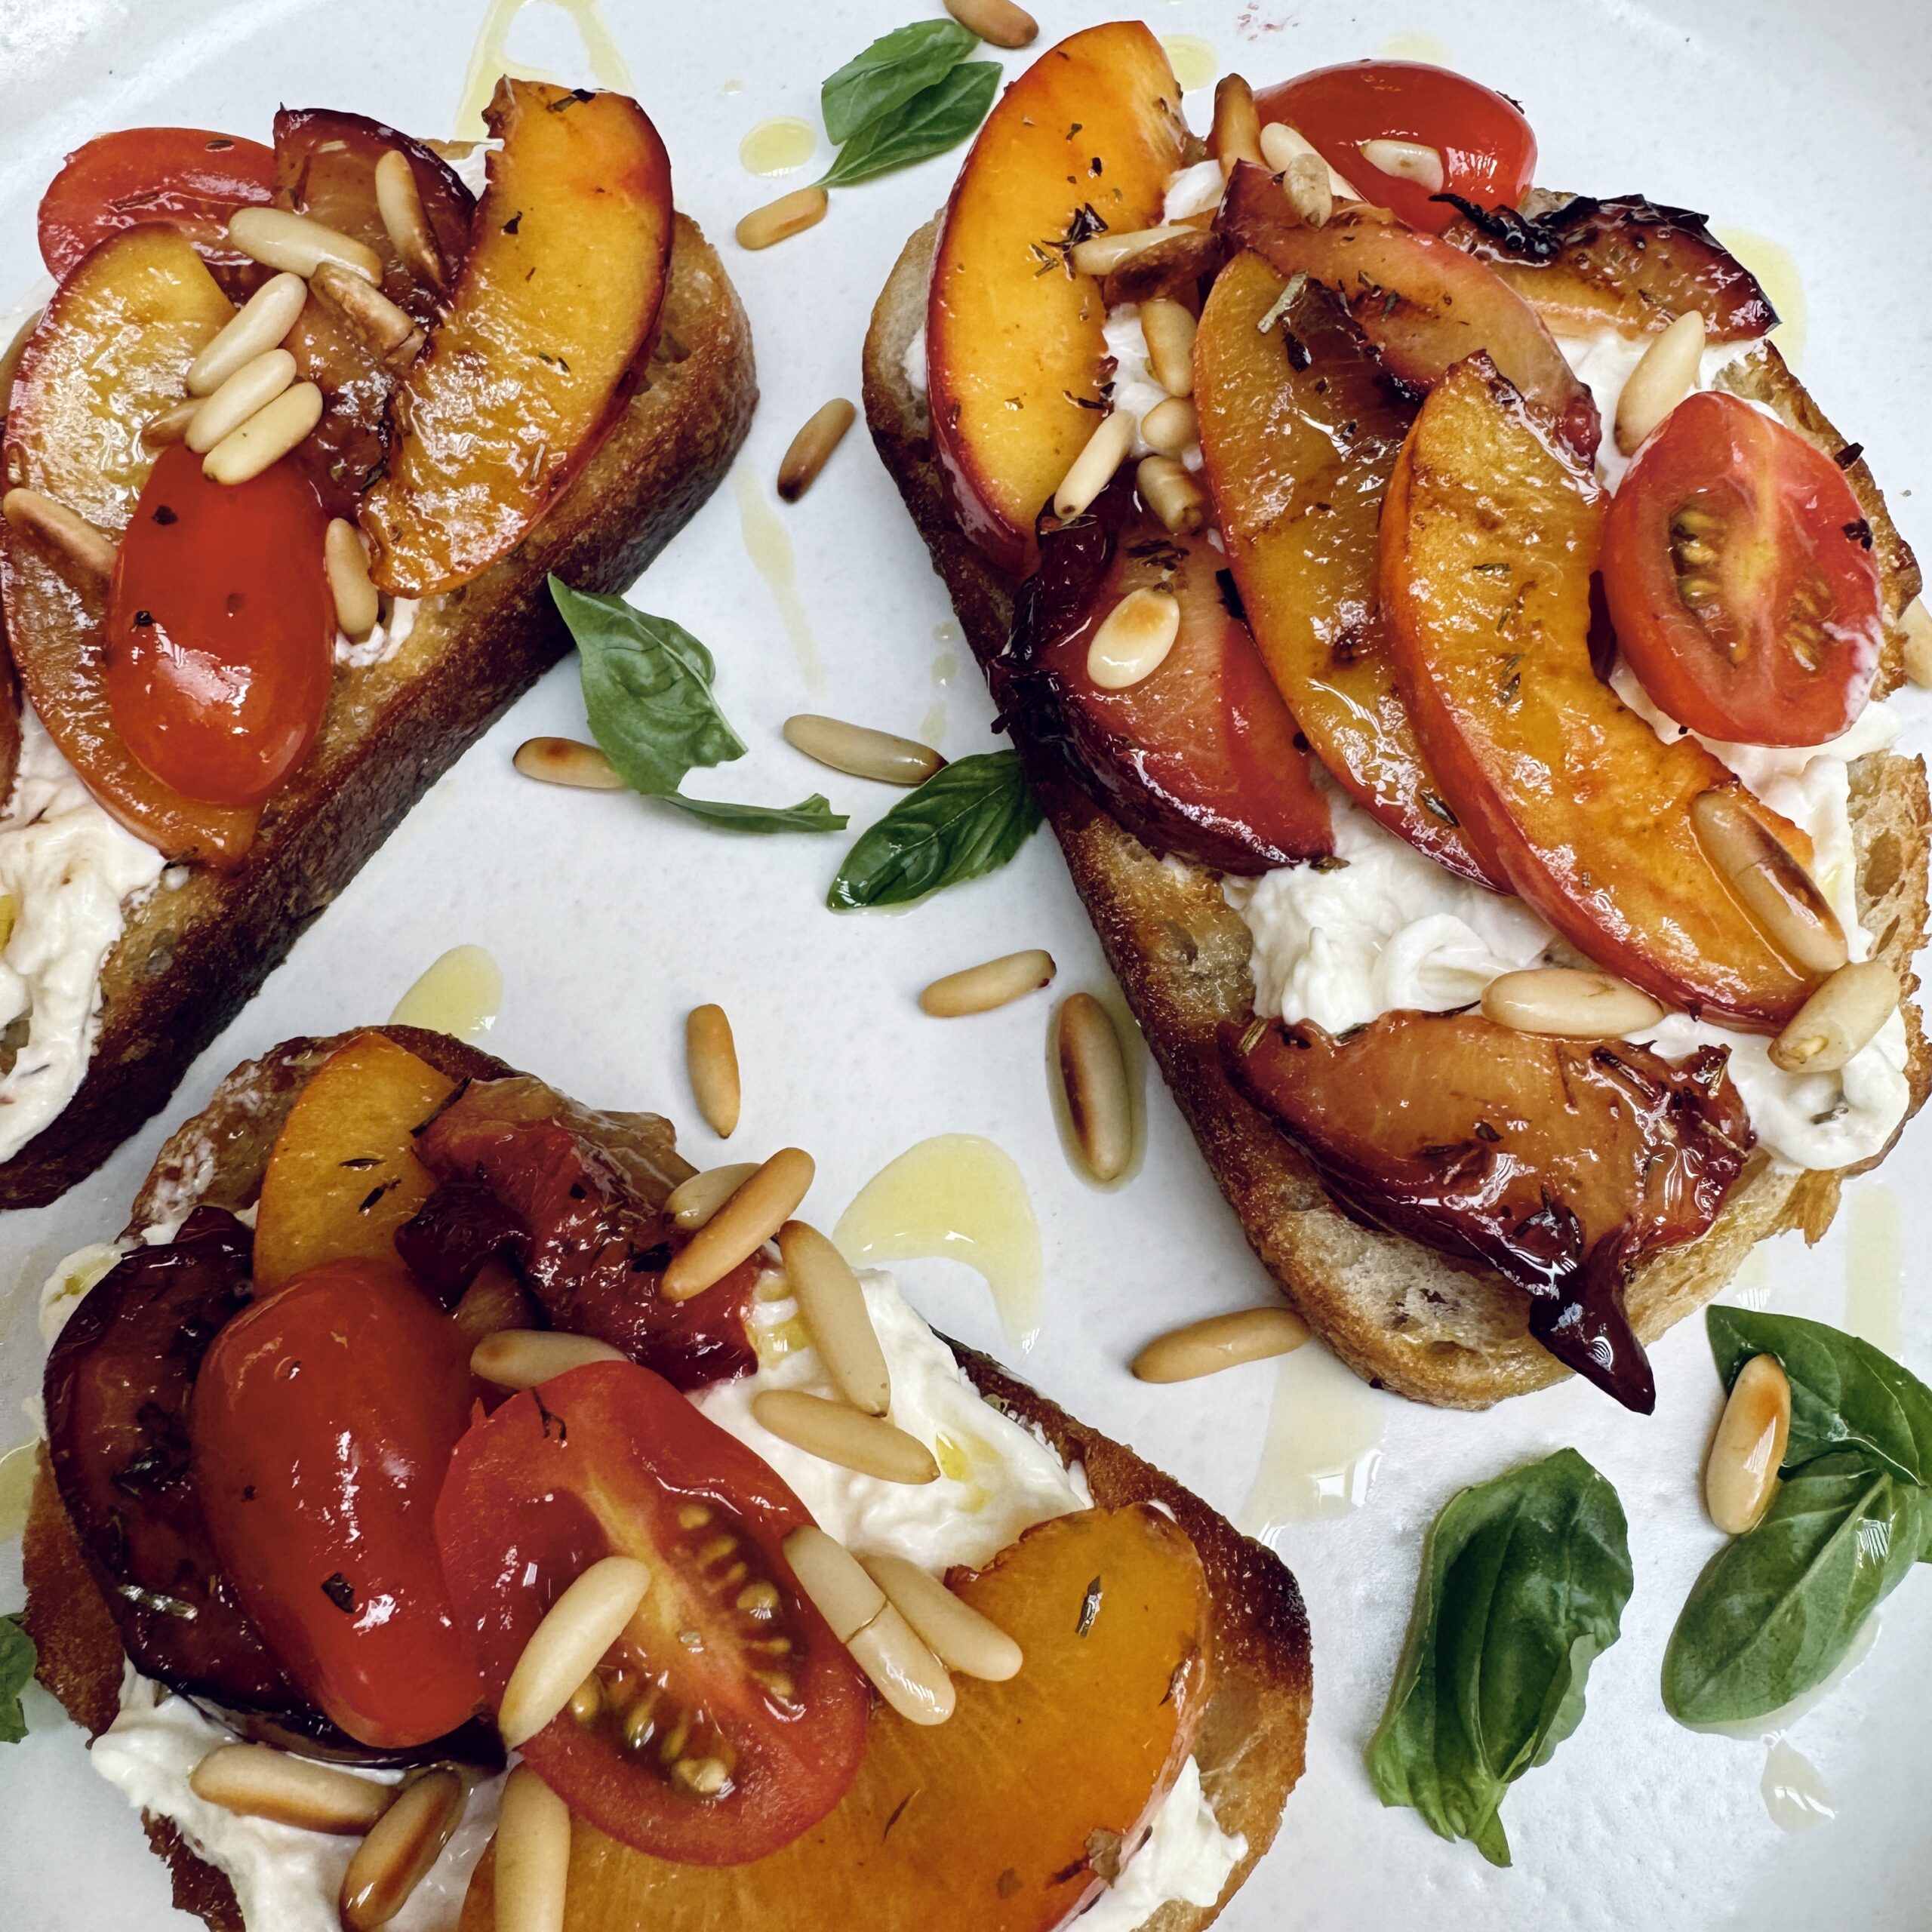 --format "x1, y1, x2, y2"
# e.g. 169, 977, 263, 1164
925, 23, 1188, 577
1379, 355, 1820, 1031
458, 1504, 1210, 1929
1194, 251, 1500, 886
361, 80, 672, 595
